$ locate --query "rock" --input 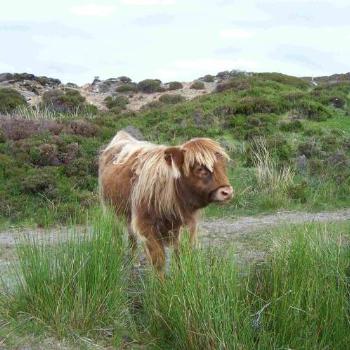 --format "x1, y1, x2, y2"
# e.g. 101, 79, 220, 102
0, 72, 13, 82
327, 151, 349, 169
296, 155, 308, 173
193, 110, 204, 127
123, 125, 144, 140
